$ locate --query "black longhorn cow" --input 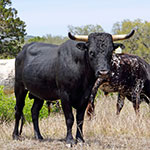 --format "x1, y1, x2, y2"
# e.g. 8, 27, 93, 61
87, 52, 150, 116
12, 30, 134, 145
